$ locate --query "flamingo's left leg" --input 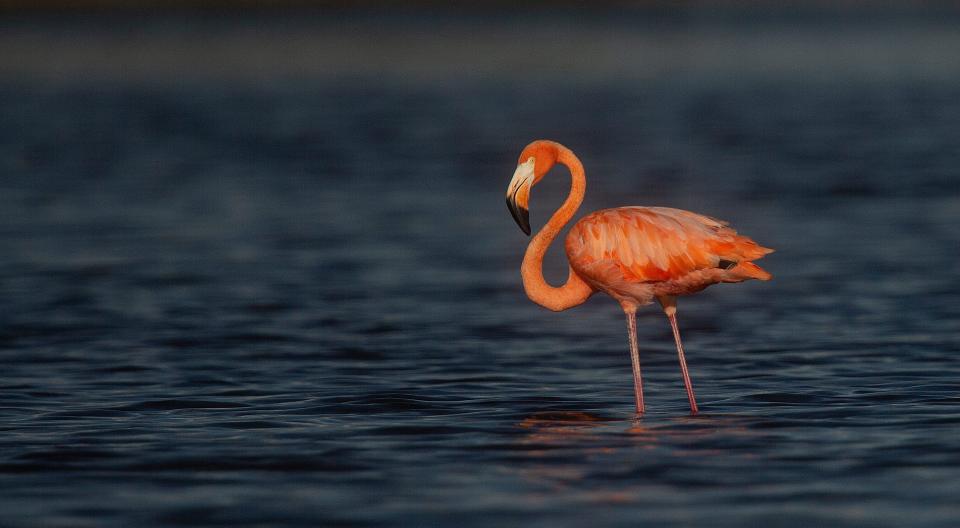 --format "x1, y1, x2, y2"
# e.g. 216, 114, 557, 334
658, 296, 699, 415
623, 305, 645, 416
